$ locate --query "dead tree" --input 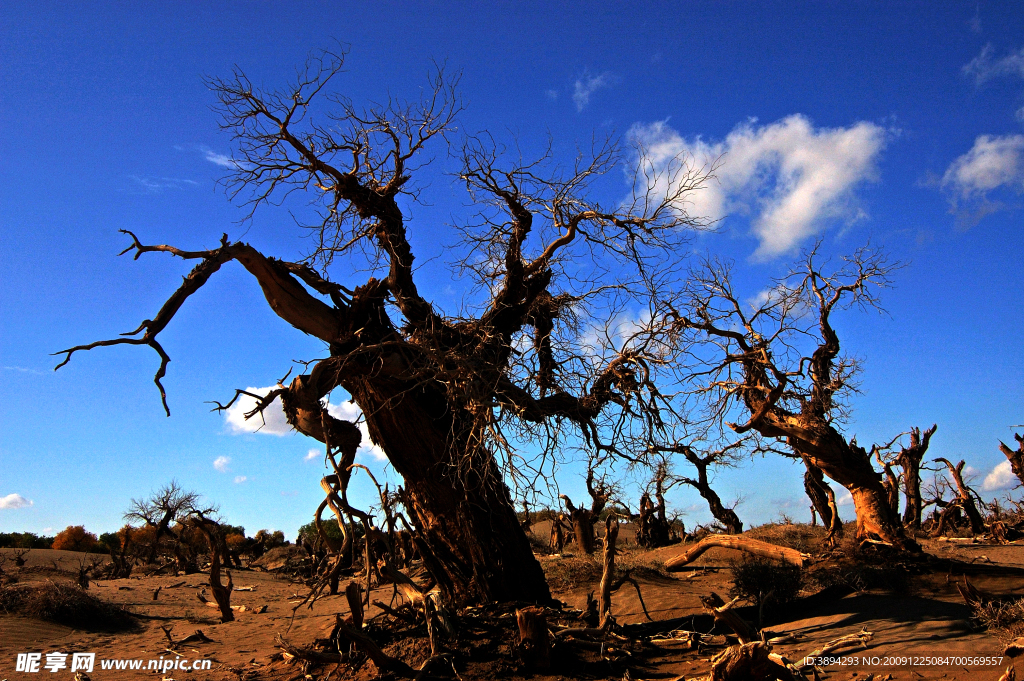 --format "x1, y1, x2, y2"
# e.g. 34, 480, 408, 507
650, 442, 745, 535
934, 458, 985, 535
549, 513, 568, 553
896, 425, 938, 528
189, 513, 234, 623
124, 481, 201, 564
54, 48, 711, 606
999, 433, 1024, 489
560, 469, 610, 554
674, 246, 918, 550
